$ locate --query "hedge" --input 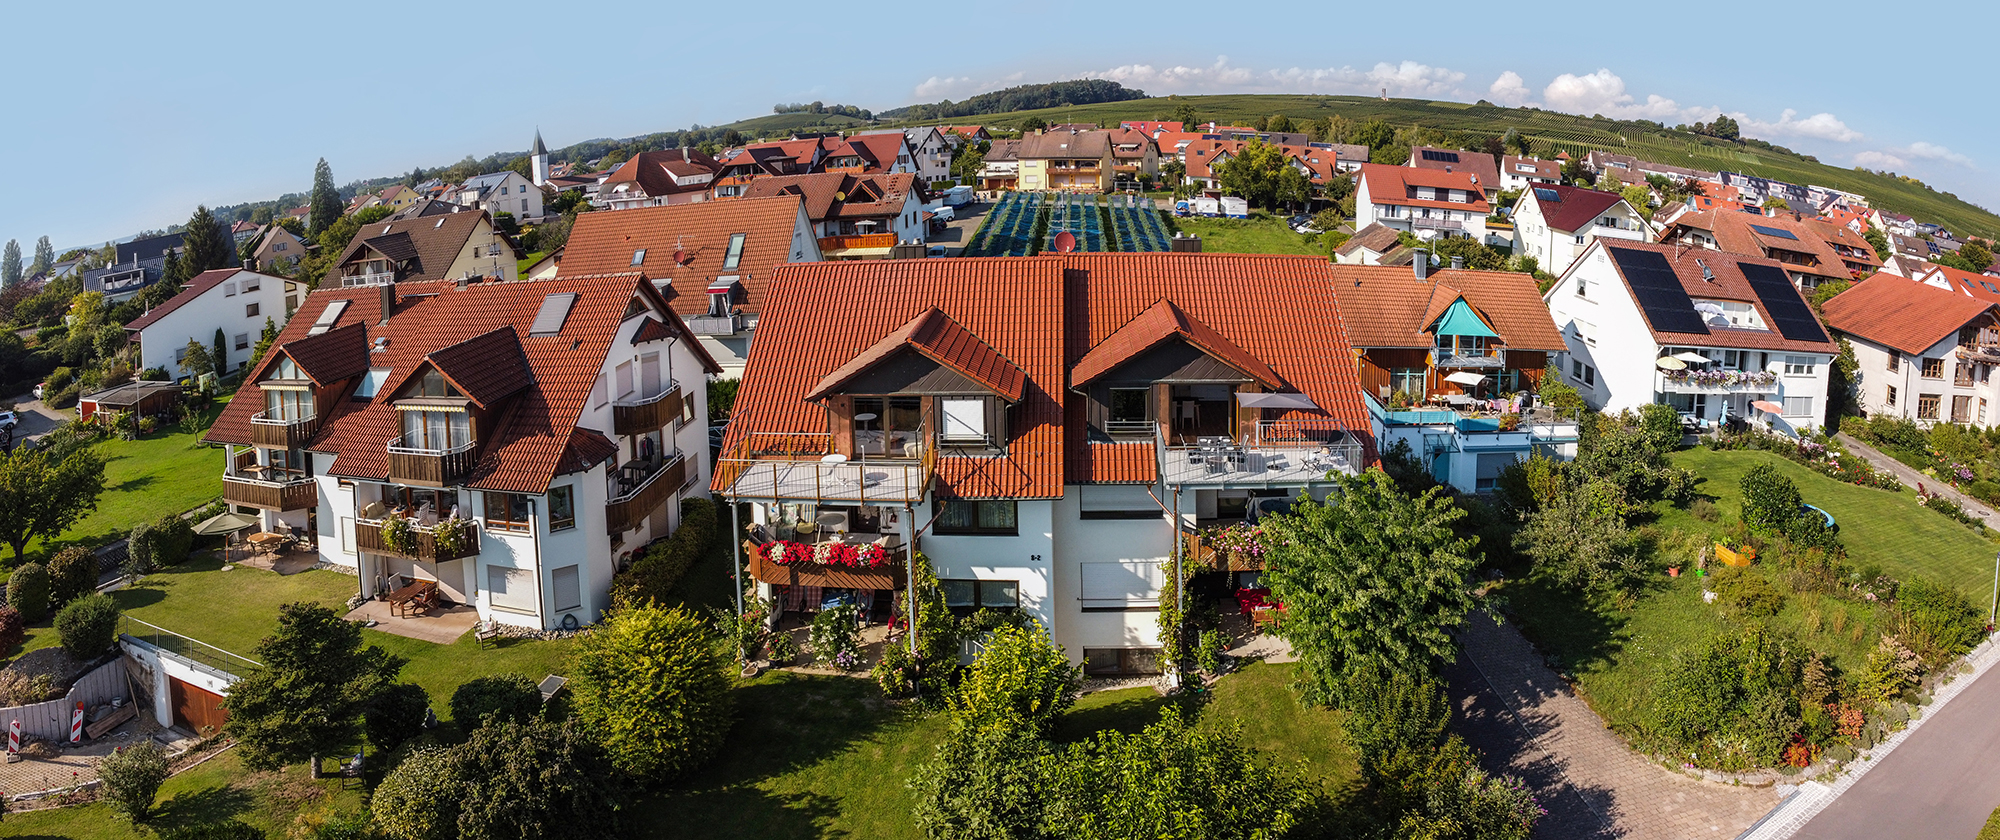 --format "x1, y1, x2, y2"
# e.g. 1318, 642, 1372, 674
610, 498, 717, 607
